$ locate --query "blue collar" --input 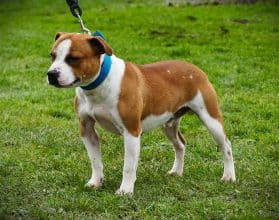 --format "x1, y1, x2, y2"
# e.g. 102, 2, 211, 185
80, 54, 112, 90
